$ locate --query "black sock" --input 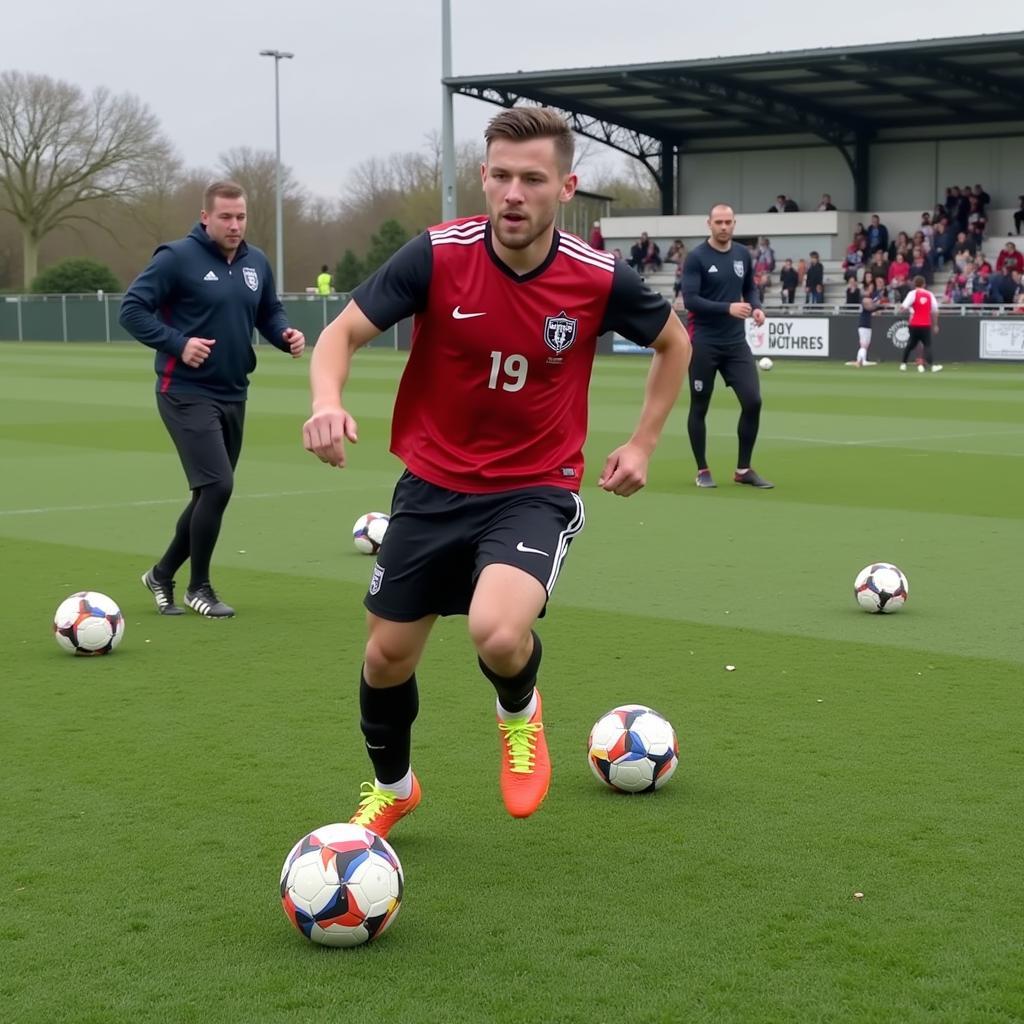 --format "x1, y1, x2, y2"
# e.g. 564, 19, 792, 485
478, 631, 542, 714
359, 672, 419, 785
